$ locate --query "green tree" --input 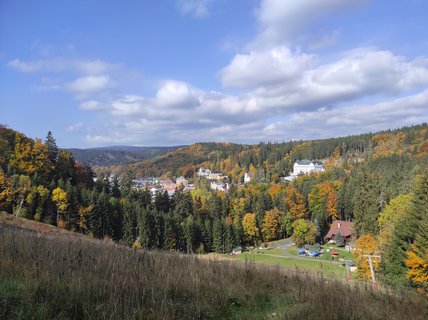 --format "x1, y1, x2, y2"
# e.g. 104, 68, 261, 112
292, 219, 316, 247
335, 230, 345, 247
212, 218, 225, 253
352, 168, 381, 235
45, 131, 59, 163
122, 198, 137, 245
